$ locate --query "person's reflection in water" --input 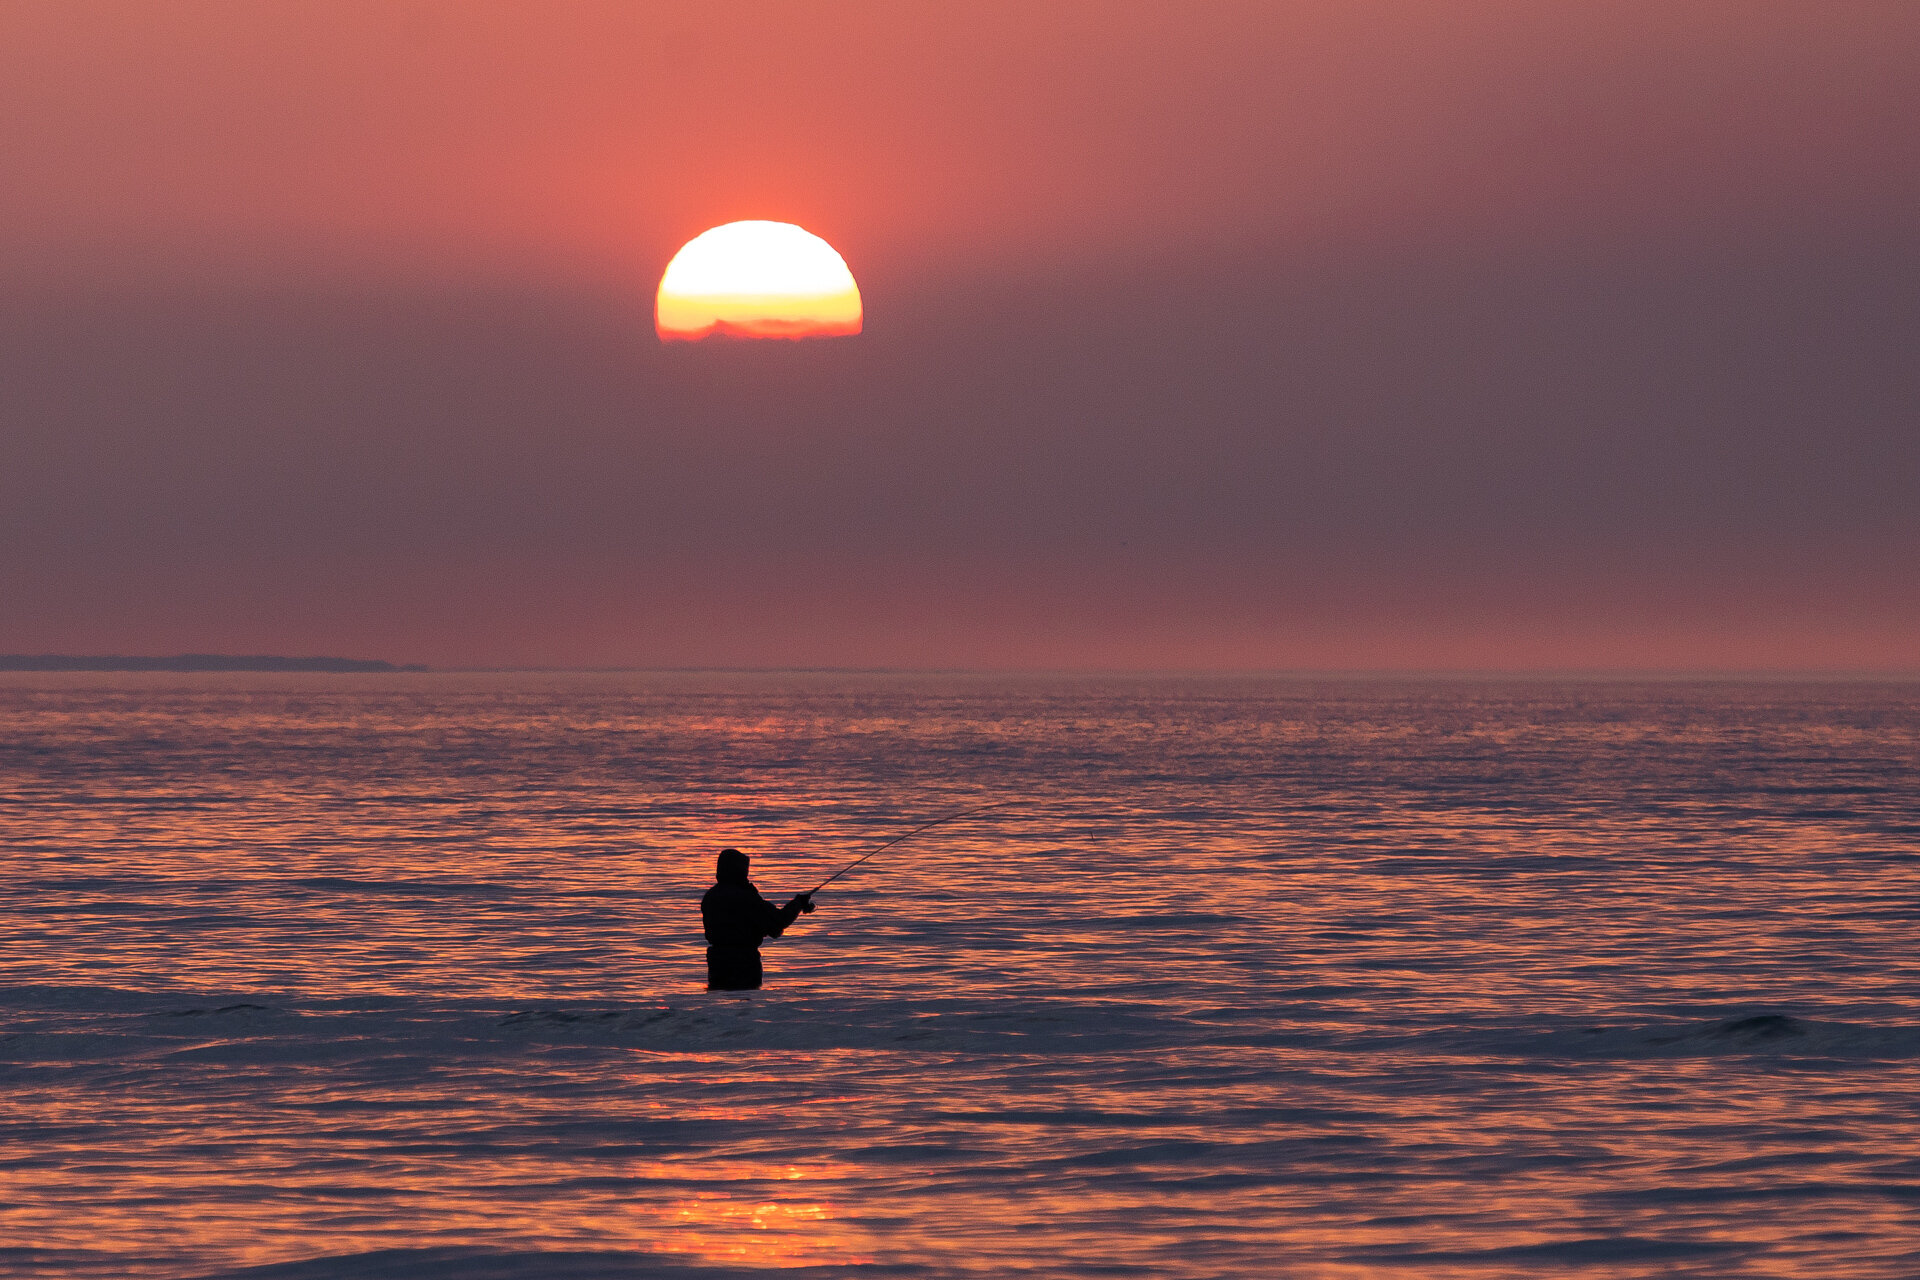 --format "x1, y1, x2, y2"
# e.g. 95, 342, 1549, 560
701, 848, 816, 990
